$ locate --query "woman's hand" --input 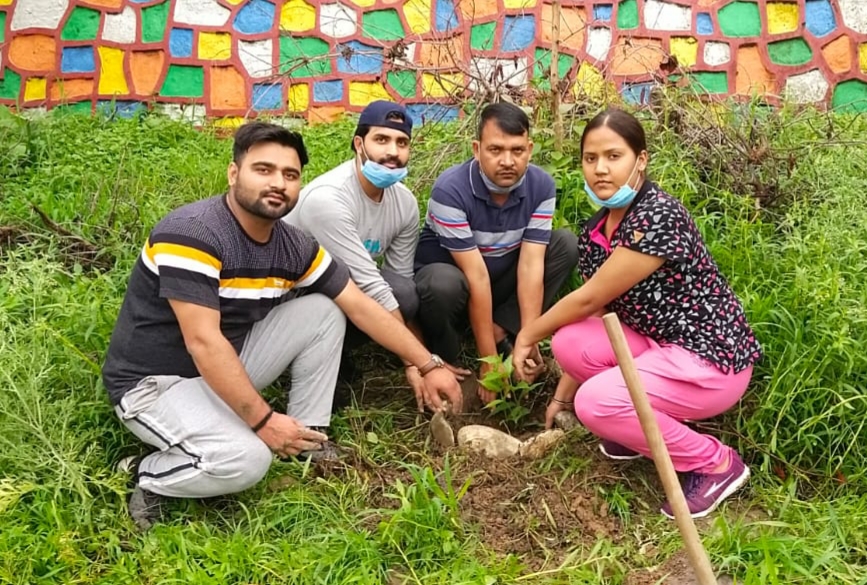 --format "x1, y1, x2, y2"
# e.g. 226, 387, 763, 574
545, 399, 571, 430
513, 333, 544, 382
